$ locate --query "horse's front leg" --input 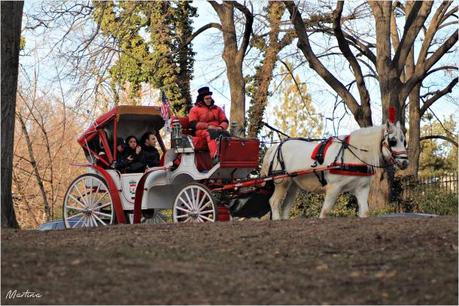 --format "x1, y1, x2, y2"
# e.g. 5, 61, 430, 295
281, 184, 299, 219
319, 184, 342, 218
354, 182, 370, 218
269, 179, 290, 220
